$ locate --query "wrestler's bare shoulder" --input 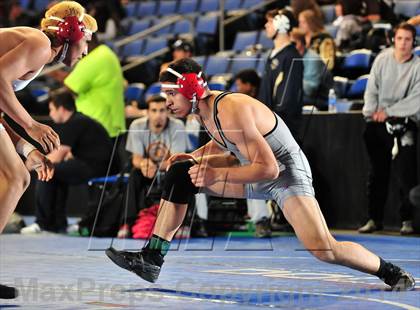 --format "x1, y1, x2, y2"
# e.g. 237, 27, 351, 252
0, 27, 50, 52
